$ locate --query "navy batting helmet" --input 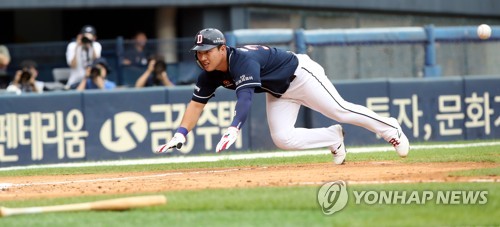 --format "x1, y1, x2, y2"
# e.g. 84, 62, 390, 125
191, 28, 226, 51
